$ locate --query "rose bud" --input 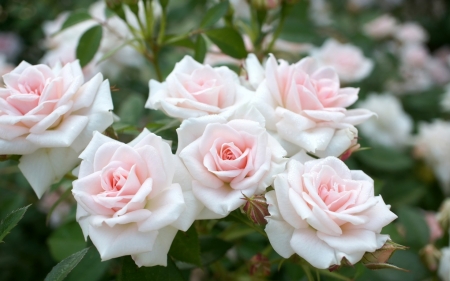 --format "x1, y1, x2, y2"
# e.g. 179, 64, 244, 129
420, 244, 441, 272
249, 253, 271, 276
242, 194, 270, 225
362, 240, 408, 271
